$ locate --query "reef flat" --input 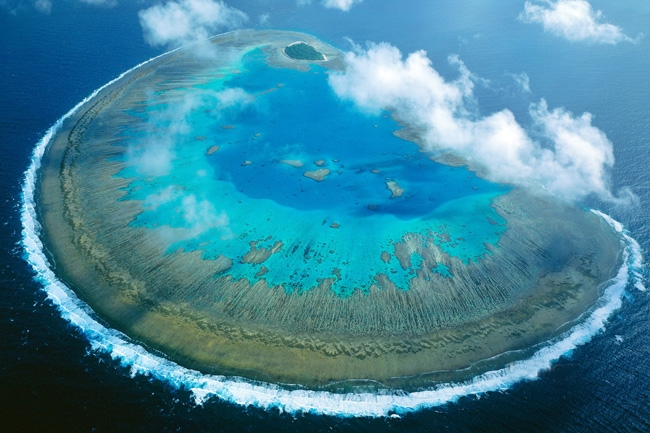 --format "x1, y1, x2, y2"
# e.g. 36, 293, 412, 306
37, 29, 622, 389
